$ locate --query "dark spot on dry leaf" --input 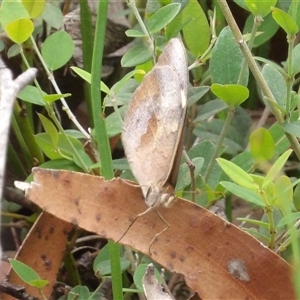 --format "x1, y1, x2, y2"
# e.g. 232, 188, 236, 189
207, 252, 211, 257
41, 254, 46, 260
63, 178, 71, 185
70, 218, 78, 226
63, 228, 70, 235
52, 171, 60, 178
95, 214, 101, 222
186, 245, 194, 252
49, 226, 54, 234
34, 227, 42, 239
77, 208, 82, 215
74, 198, 80, 206
180, 255, 185, 262
170, 252, 176, 259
